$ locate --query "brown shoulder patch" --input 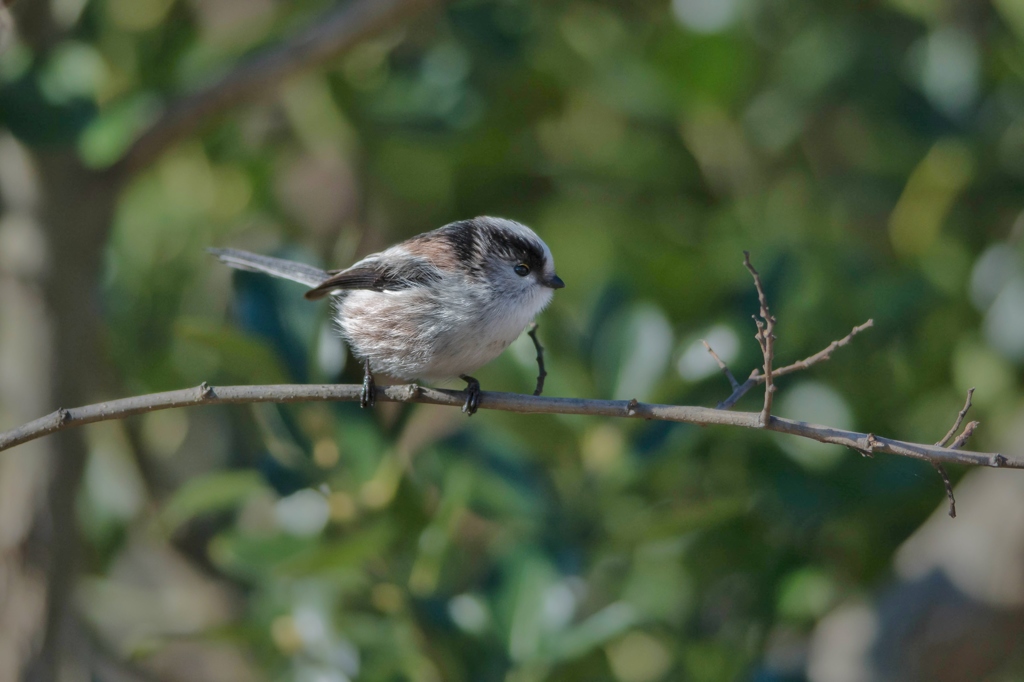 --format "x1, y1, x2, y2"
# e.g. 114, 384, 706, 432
402, 236, 461, 271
